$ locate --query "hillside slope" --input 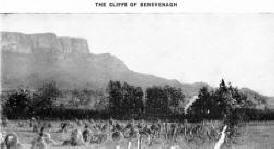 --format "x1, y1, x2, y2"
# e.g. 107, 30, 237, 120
1, 32, 206, 96
1, 31, 272, 105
